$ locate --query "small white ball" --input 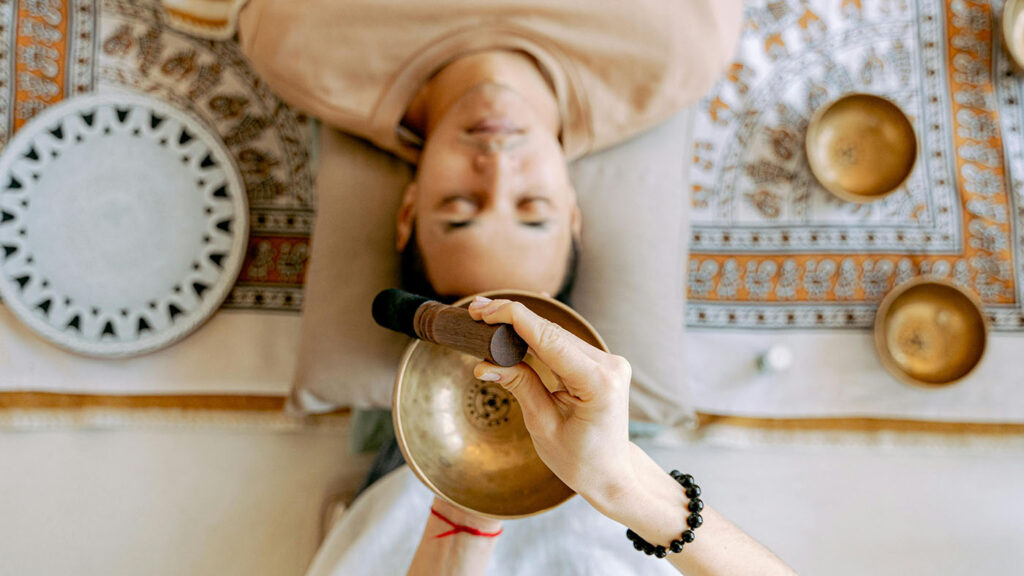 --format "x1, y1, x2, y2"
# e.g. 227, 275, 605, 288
757, 344, 793, 373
